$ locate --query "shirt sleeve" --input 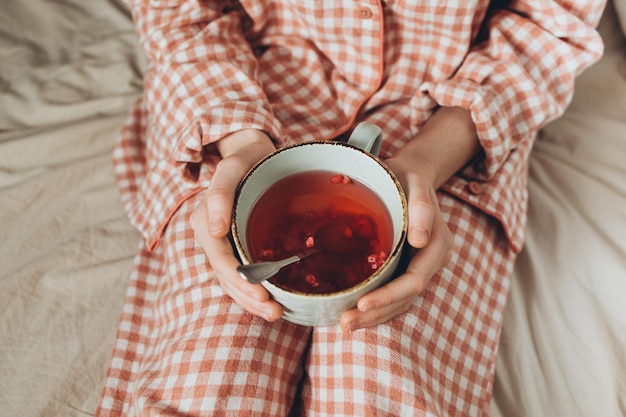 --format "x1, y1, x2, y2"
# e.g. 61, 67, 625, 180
420, 0, 606, 180
118, 0, 285, 249
127, 0, 284, 164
